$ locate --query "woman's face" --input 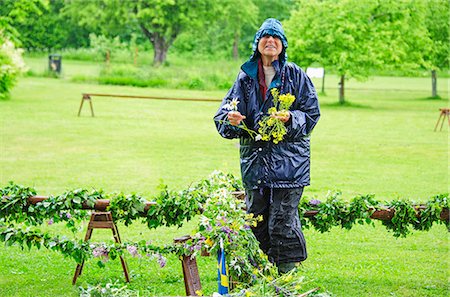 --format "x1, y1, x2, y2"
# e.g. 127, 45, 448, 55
257, 35, 282, 61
